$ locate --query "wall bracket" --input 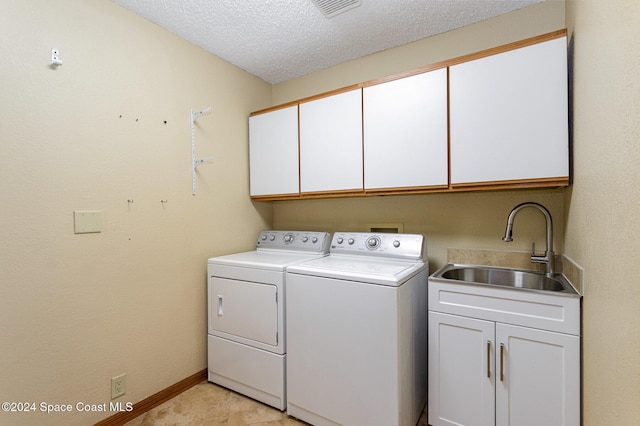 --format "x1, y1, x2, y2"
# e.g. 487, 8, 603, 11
191, 107, 213, 195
